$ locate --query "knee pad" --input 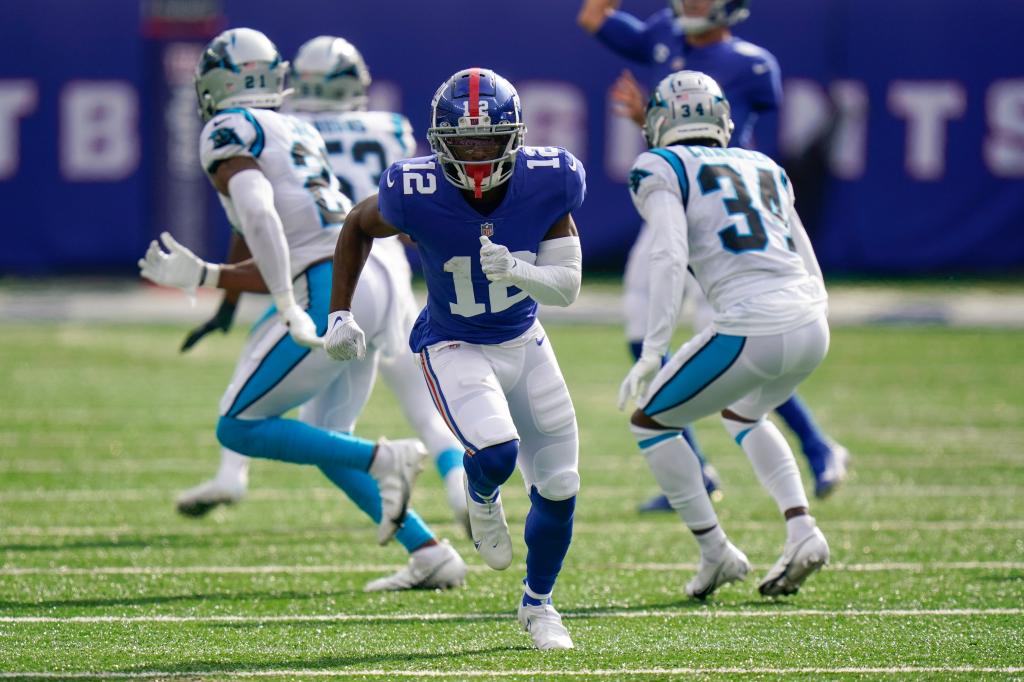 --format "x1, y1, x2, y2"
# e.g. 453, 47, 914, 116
533, 470, 580, 502
721, 415, 766, 445
216, 415, 260, 454
529, 486, 576, 521
464, 439, 519, 491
